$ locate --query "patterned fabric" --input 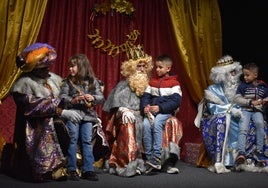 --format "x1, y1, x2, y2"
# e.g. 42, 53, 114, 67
9, 72, 65, 181
201, 114, 268, 166
103, 80, 183, 177
162, 116, 183, 160
198, 83, 268, 167
105, 113, 143, 177
105, 113, 182, 177
235, 80, 268, 112
25, 118, 64, 174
